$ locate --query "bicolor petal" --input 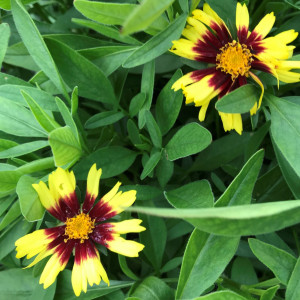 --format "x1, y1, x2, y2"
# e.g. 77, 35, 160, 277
72, 241, 109, 297
82, 164, 102, 213
39, 239, 74, 289
248, 12, 275, 42
236, 2, 249, 44
51, 168, 79, 214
